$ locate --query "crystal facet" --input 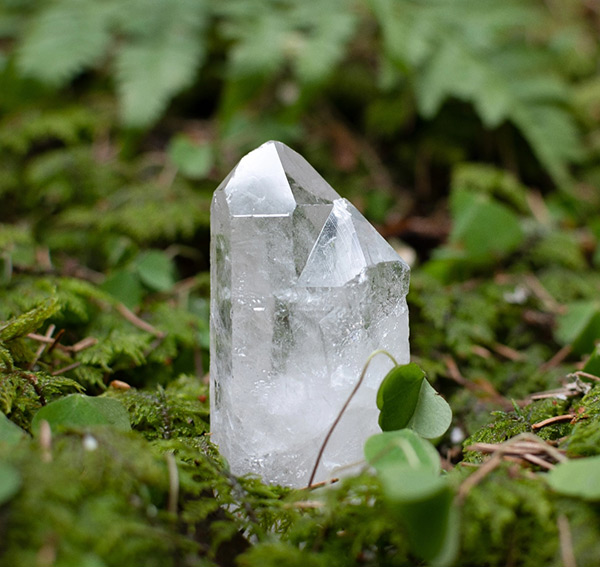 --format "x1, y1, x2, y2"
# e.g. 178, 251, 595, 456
210, 141, 410, 487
